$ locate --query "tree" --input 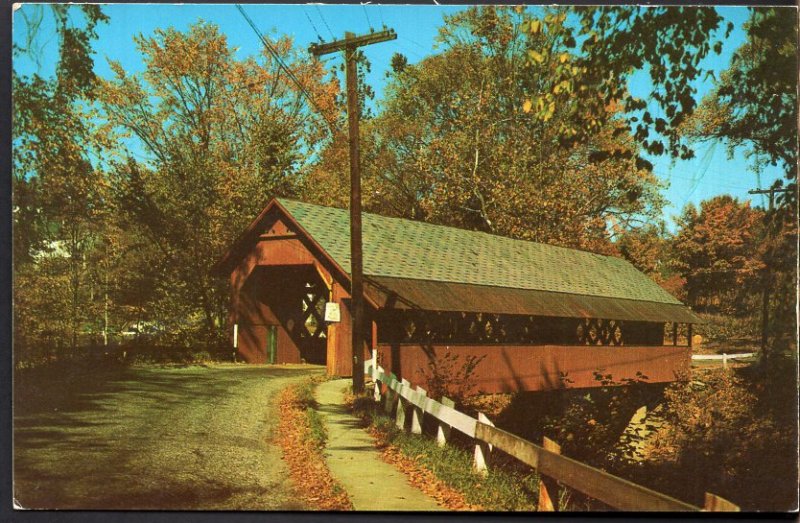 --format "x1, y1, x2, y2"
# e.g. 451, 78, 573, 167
13, 5, 110, 353
615, 224, 670, 279
682, 8, 797, 183
671, 195, 765, 314
98, 22, 338, 343
520, 6, 732, 161
309, 7, 665, 254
